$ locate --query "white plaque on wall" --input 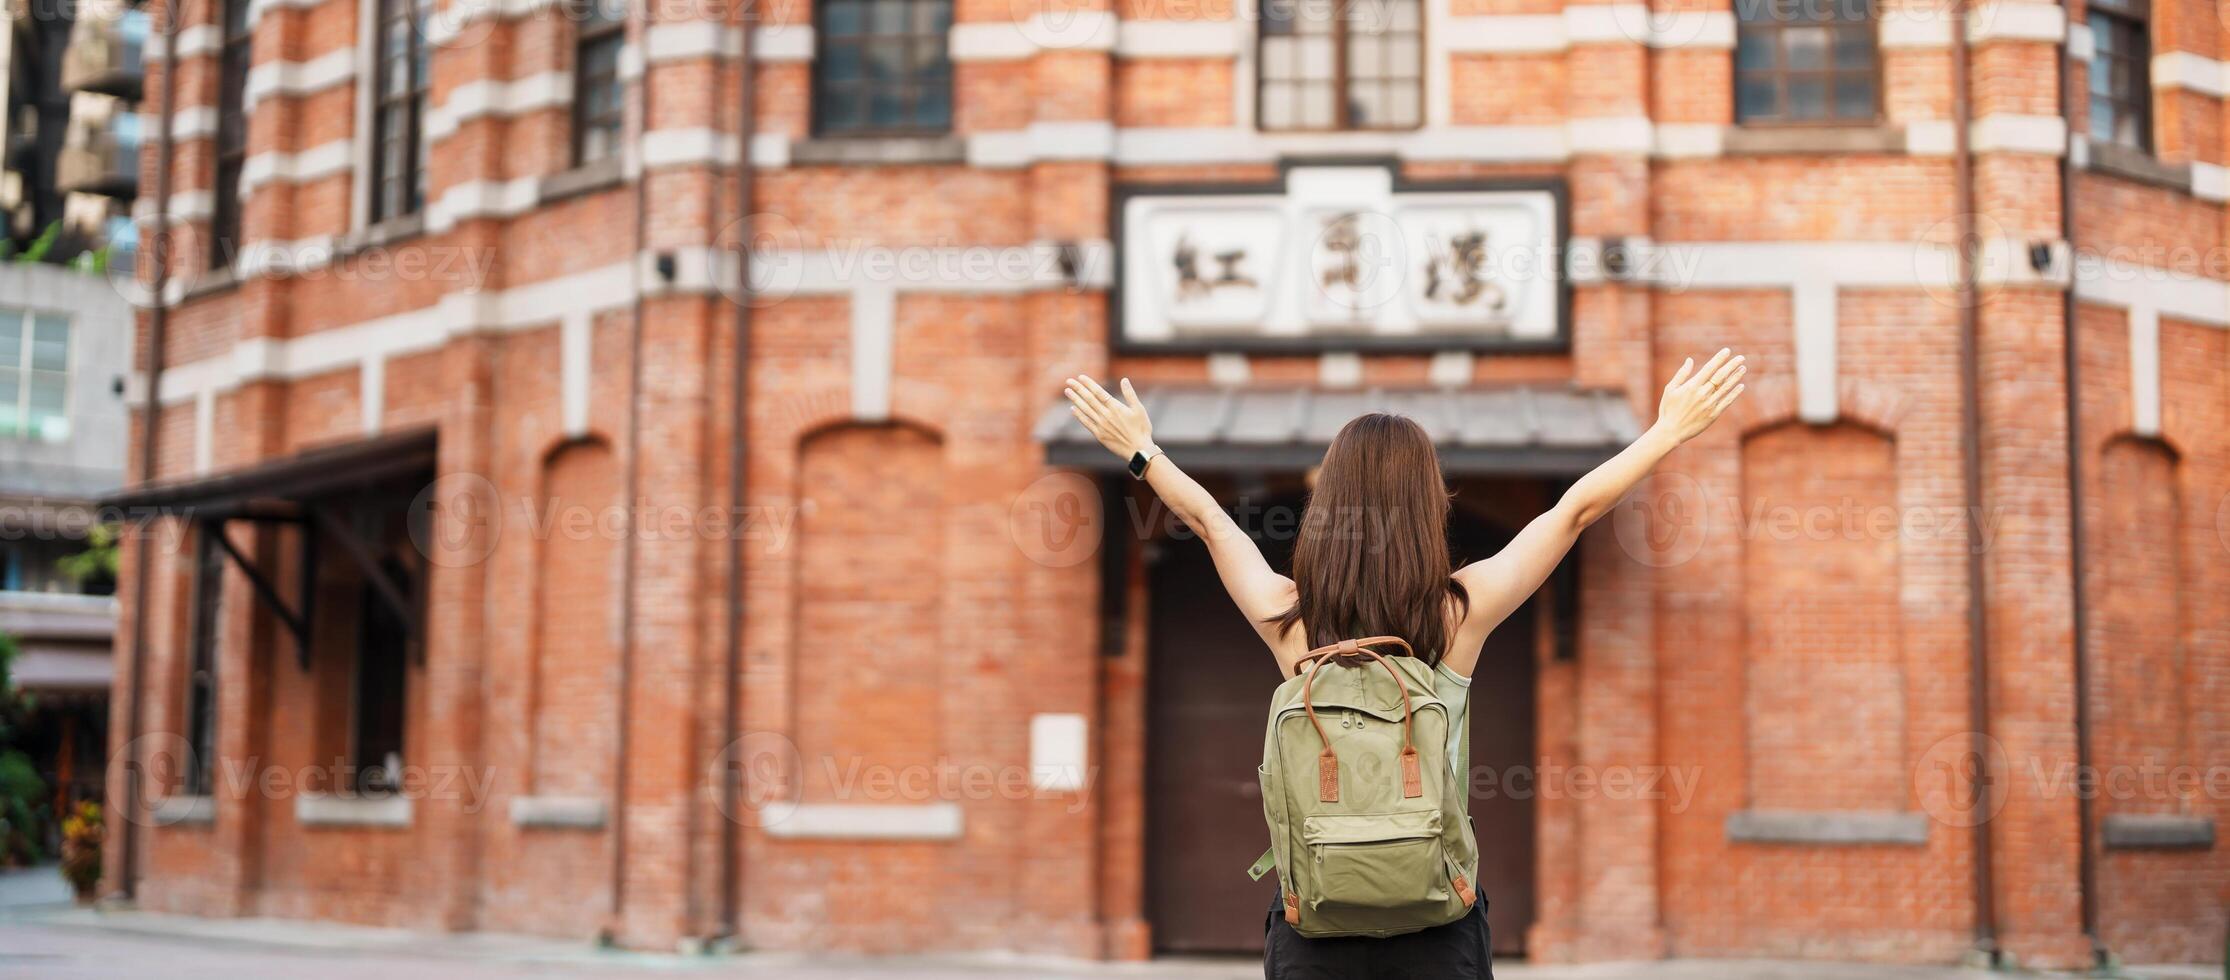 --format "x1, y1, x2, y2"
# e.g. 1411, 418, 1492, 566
1116, 166, 1564, 351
